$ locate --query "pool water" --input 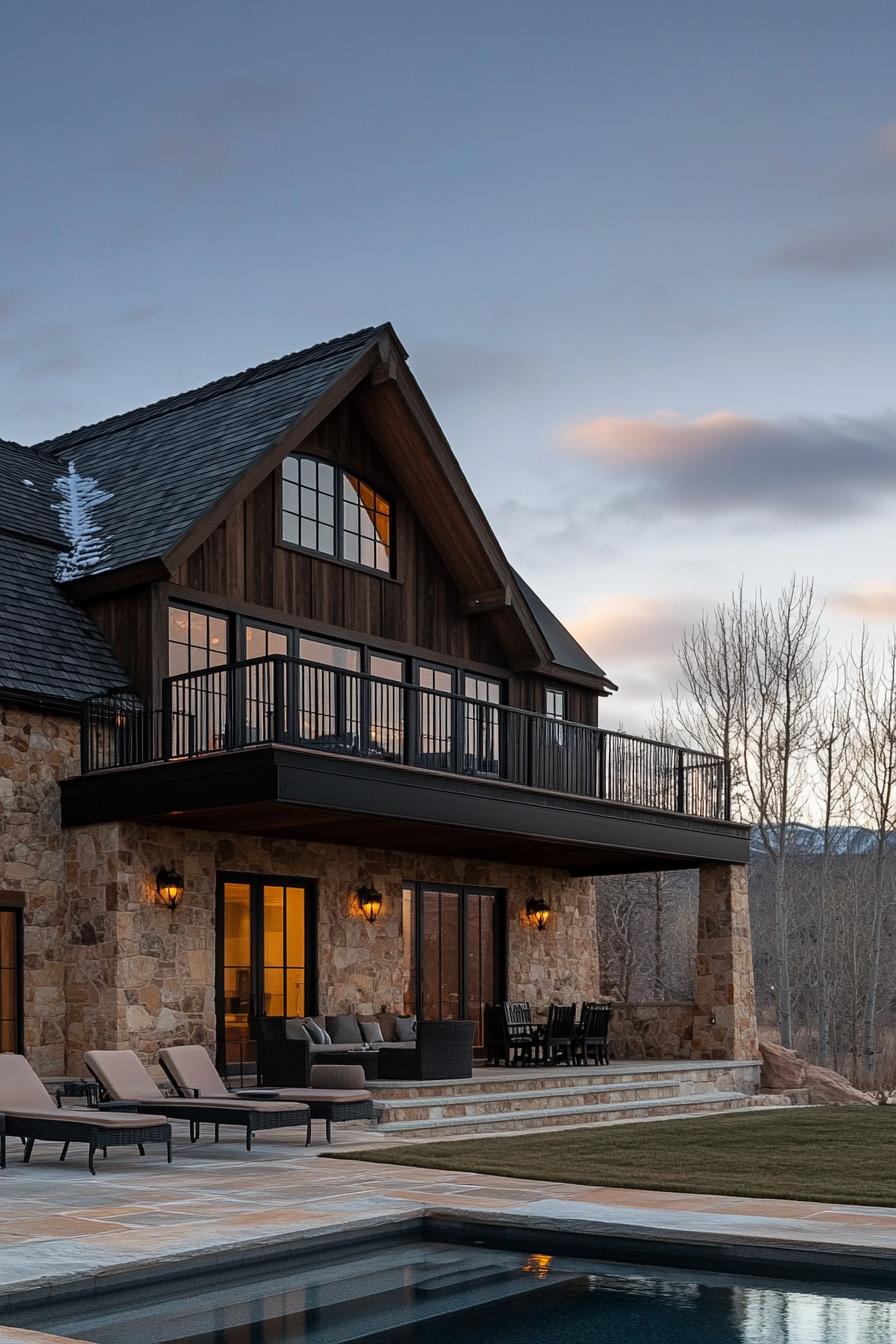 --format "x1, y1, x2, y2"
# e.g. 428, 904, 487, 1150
9, 1240, 896, 1344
